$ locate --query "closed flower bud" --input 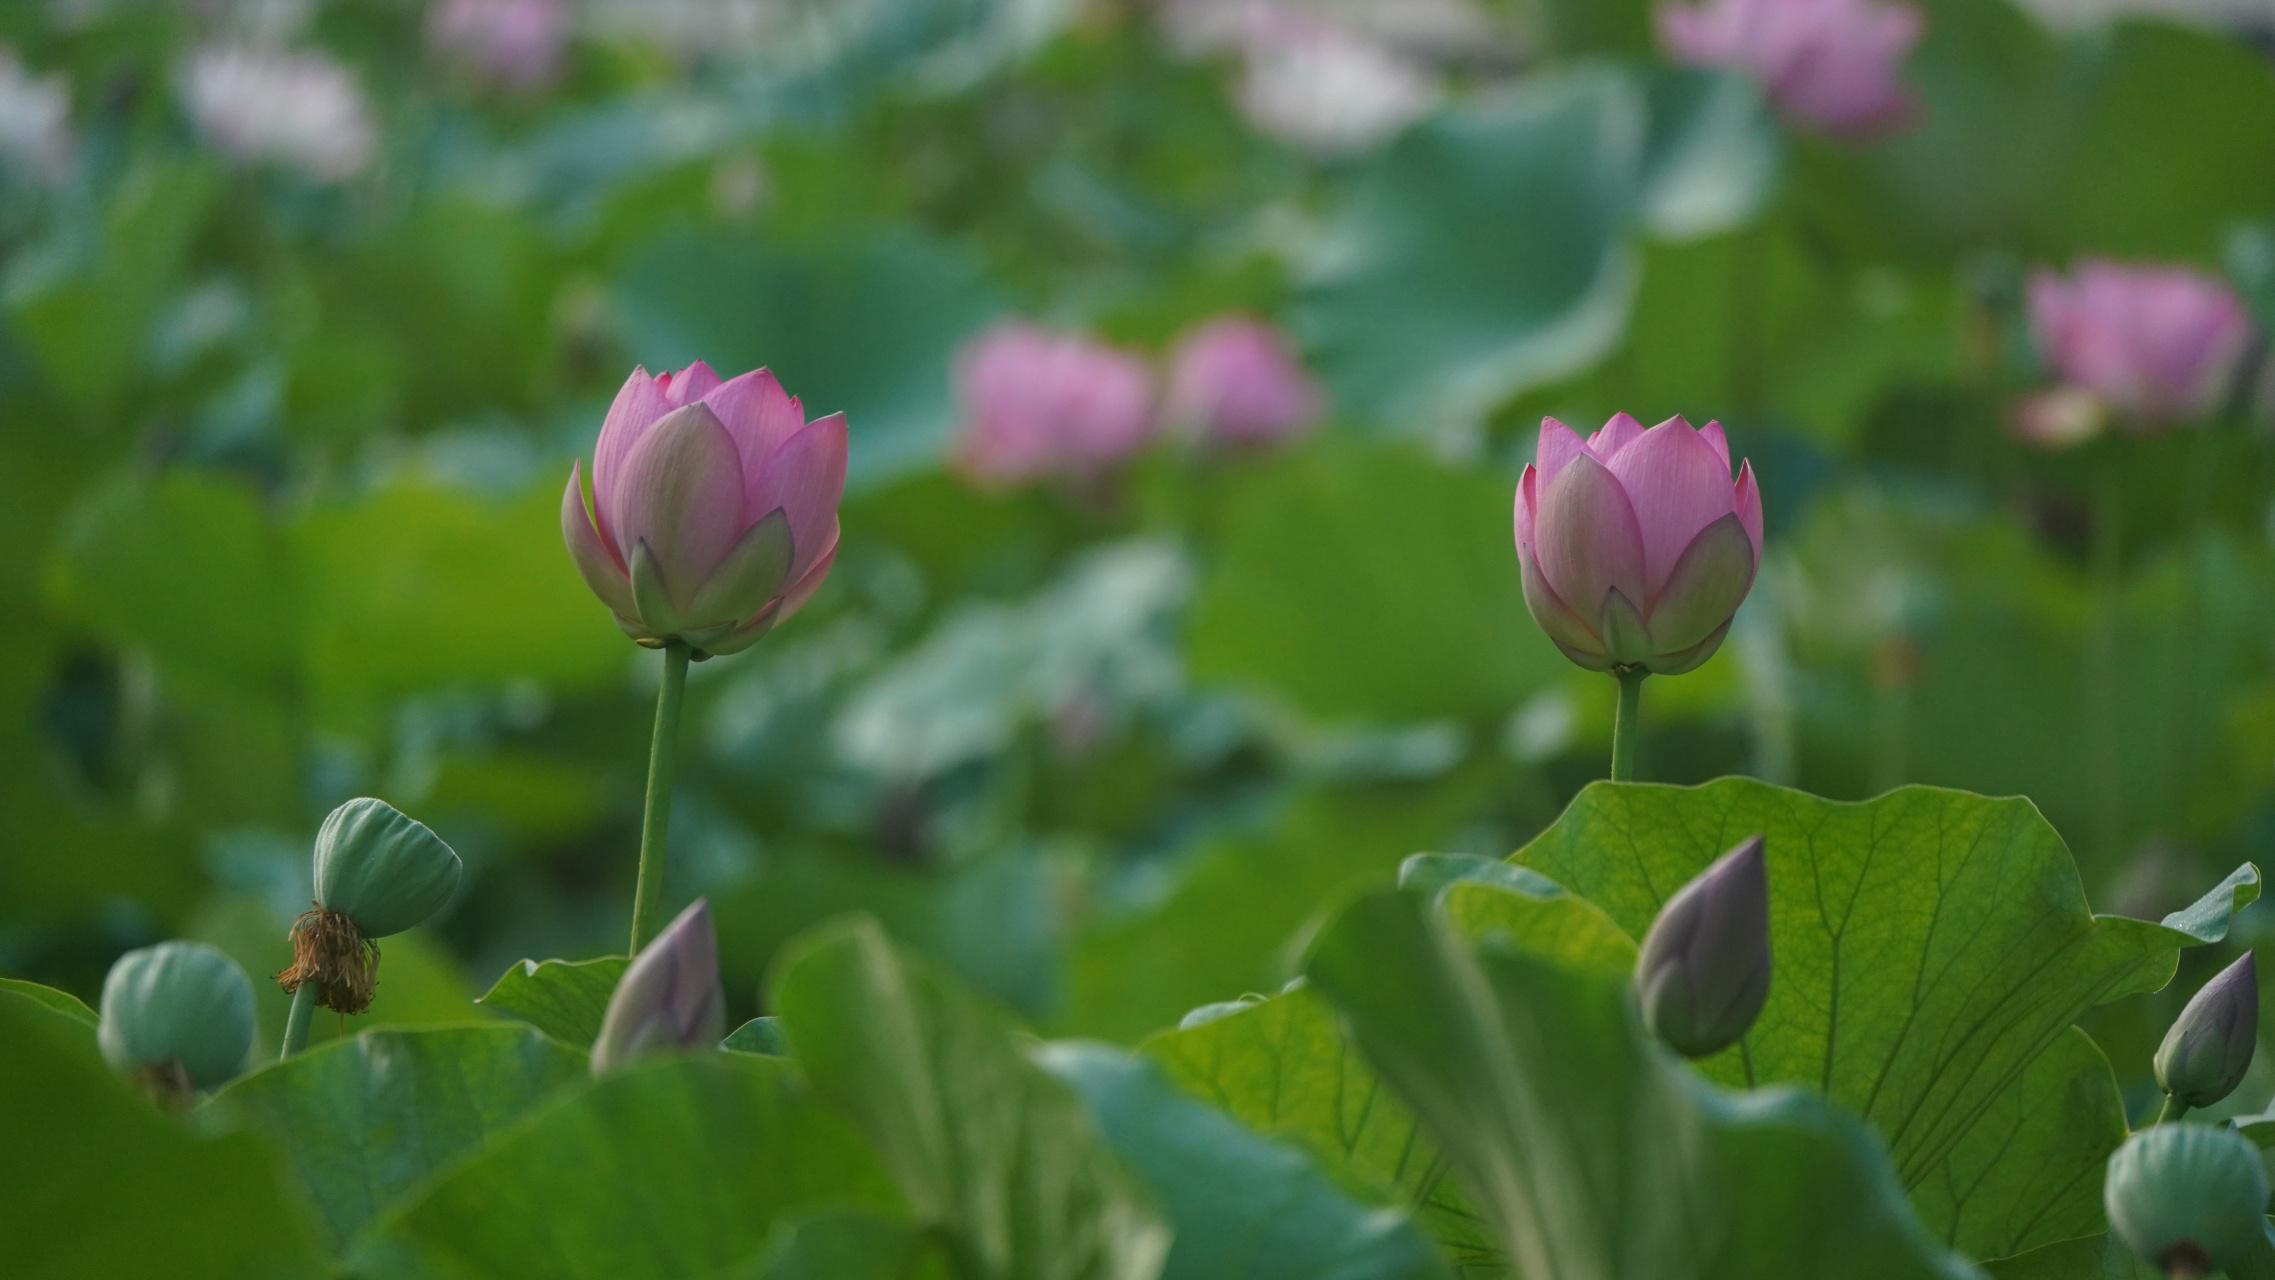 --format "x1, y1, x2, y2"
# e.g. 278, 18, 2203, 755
564, 362, 847, 658
953, 322, 1158, 488
1659, 0, 1922, 141
100, 941, 257, 1102
591, 899, 725, 1076
277, 798, 463, 1018
1635, 834, 1772, 1059
2028, 261, 2253, 431
1515, 414, 1762, 676
1163, 315, 1324, 450
2156, 951, 2257, 1111
2105, 1124, 2269, 1278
